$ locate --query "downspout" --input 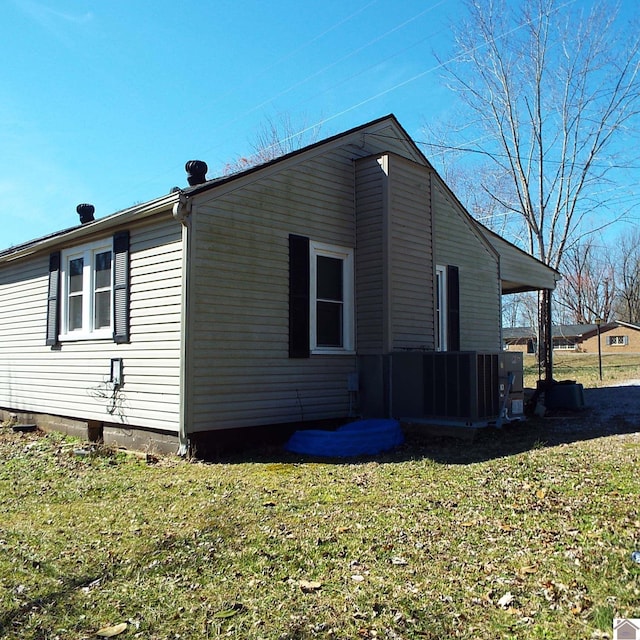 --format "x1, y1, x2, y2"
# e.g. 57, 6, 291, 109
497, 256, 503, 351
380, 155, 392, 418
173, 192, 193, 455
